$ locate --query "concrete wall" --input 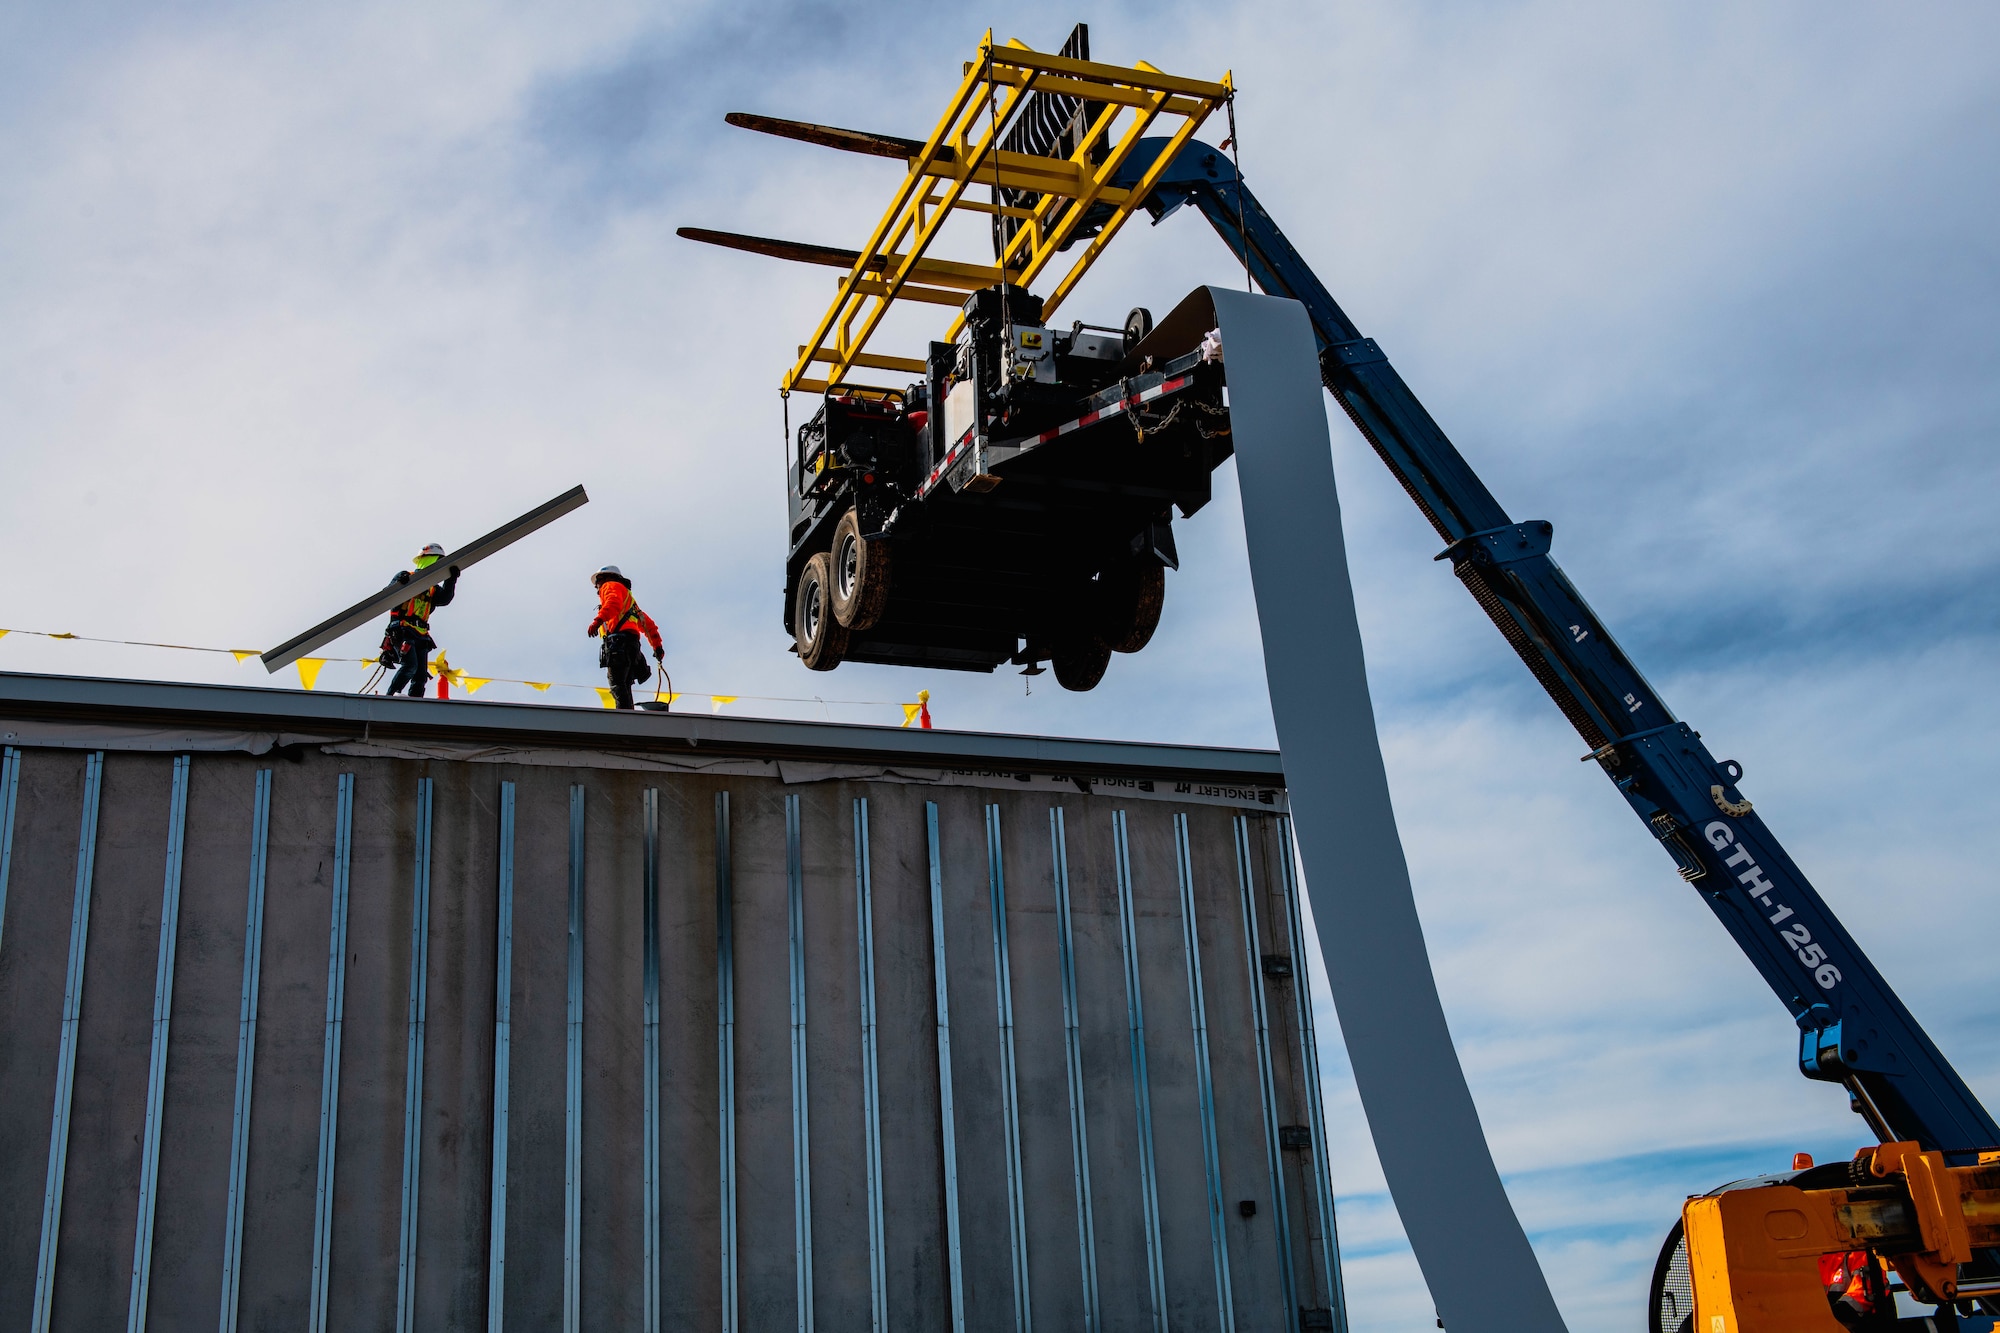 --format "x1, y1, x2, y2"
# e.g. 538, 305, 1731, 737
0, 738, 1341, 1331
